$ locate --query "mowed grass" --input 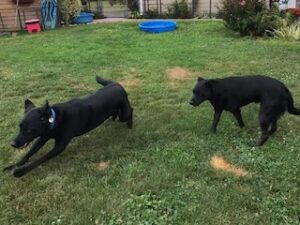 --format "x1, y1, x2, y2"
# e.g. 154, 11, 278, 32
0, 21, 299, 225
